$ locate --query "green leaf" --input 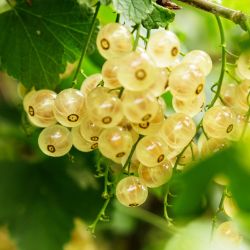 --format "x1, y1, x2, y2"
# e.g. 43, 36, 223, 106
100, 0, 112, 5
0, 157, 103, 250
172, 143, 250, 218
0, 0, 98, 89
142, 4, 175, 29
112, 0, 154, 24
171, 149, 229, 217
